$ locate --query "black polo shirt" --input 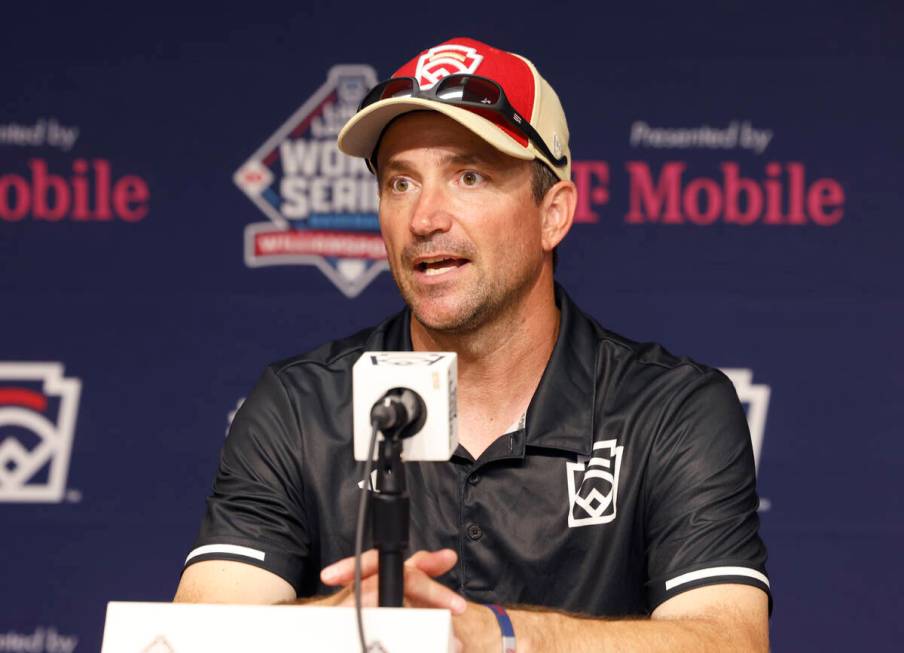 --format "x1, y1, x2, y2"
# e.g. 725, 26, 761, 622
184, 286, 770, 615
